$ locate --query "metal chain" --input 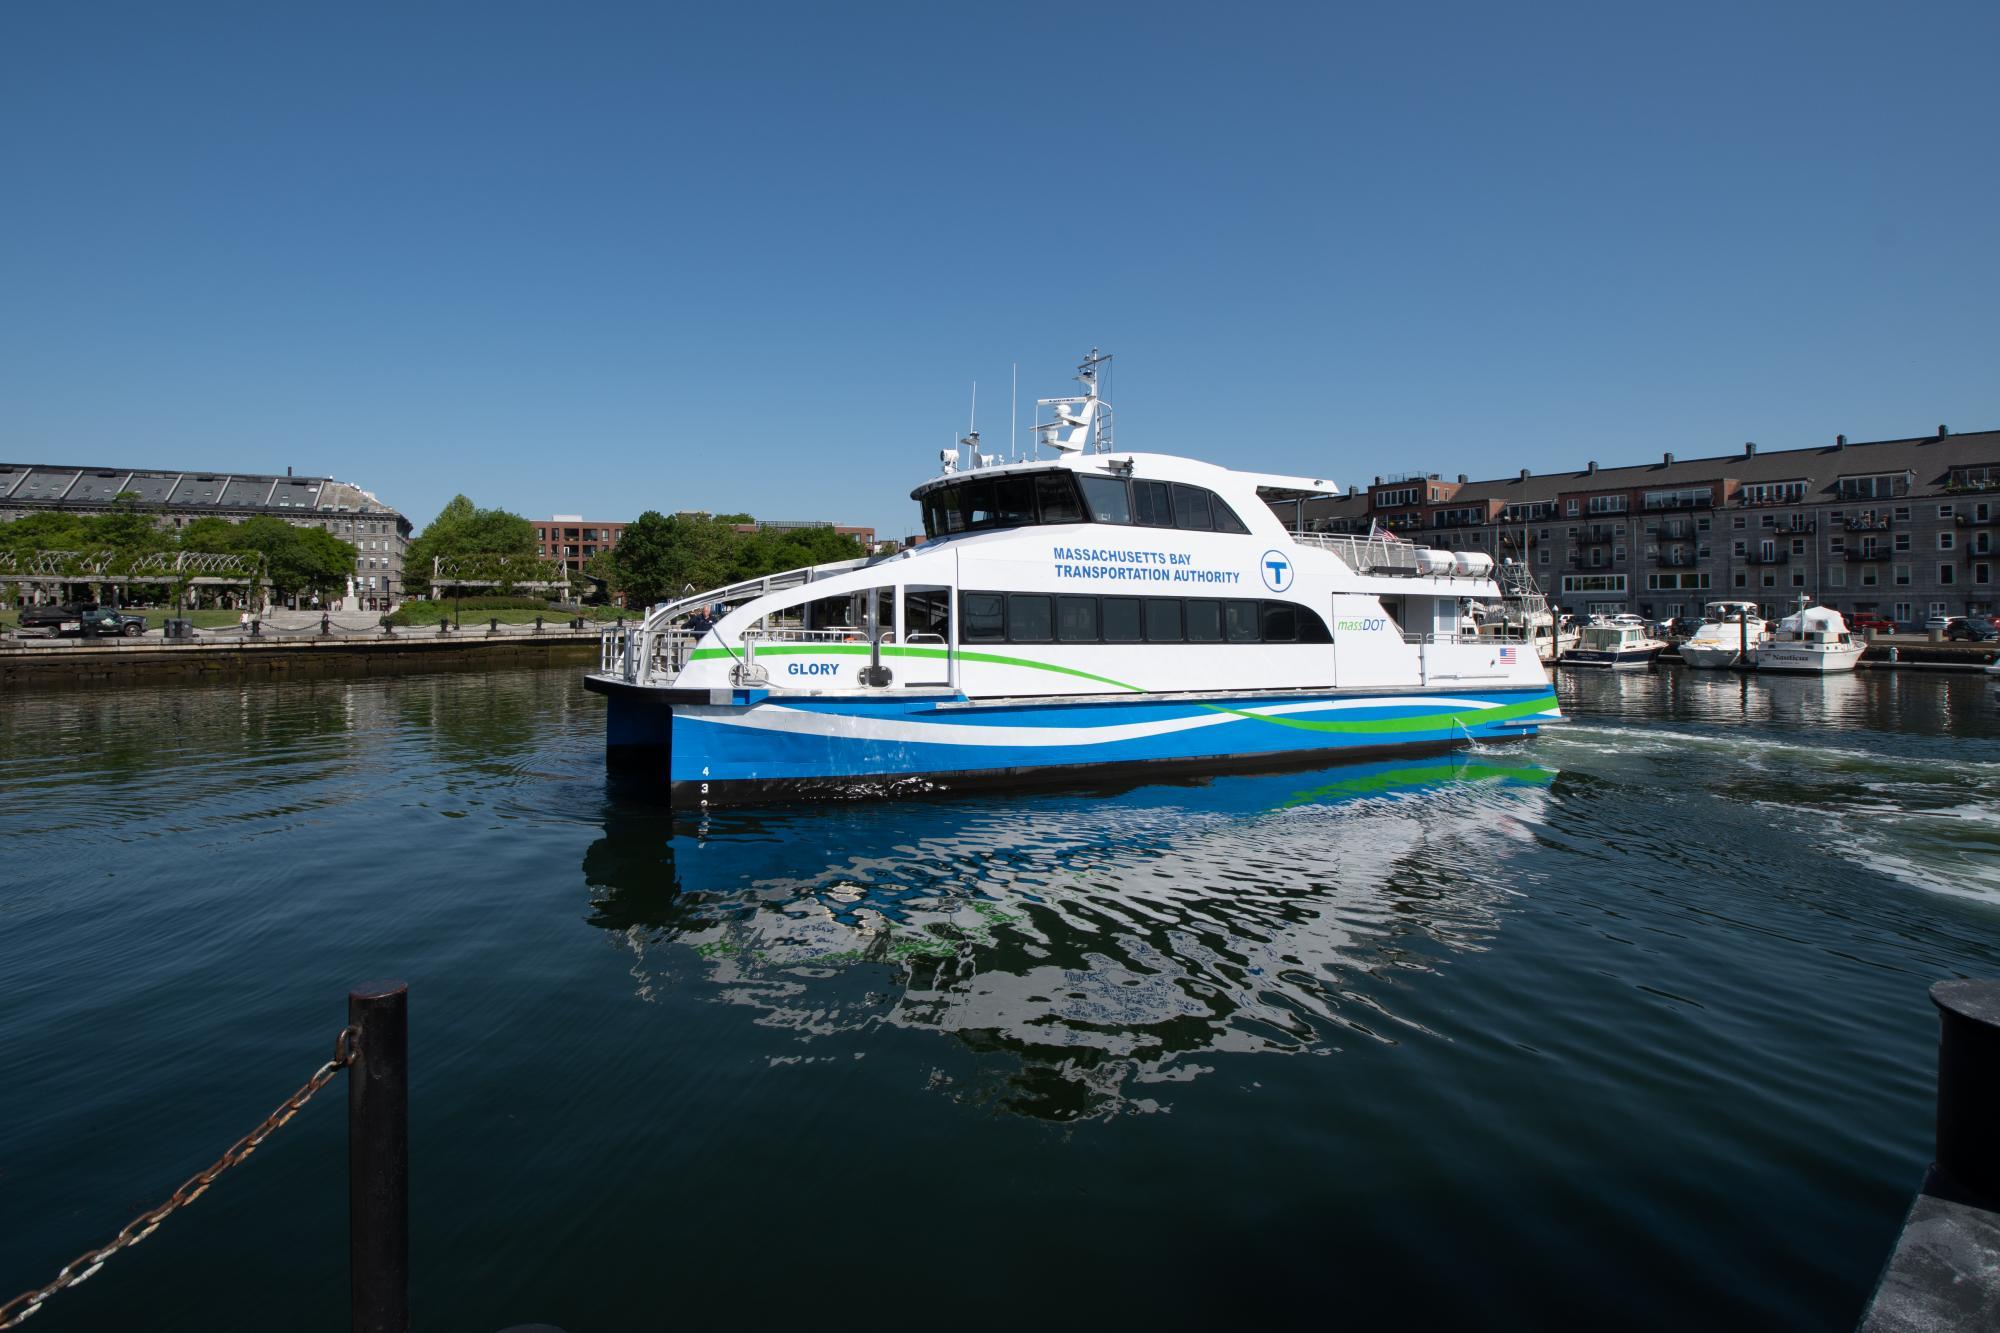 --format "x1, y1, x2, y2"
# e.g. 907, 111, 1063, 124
0, 1025, 359, 1329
